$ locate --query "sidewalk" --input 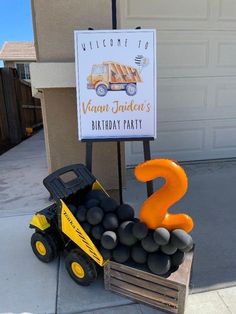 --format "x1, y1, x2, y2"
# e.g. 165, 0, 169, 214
0, 130, 235, 314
